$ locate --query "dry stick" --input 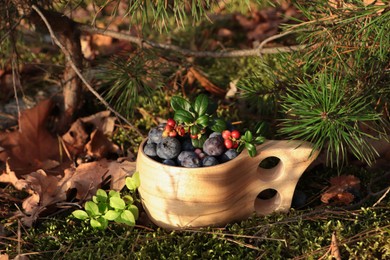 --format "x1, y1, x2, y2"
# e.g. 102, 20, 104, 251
78, 24, 306, 58
31, 5, 144, 138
